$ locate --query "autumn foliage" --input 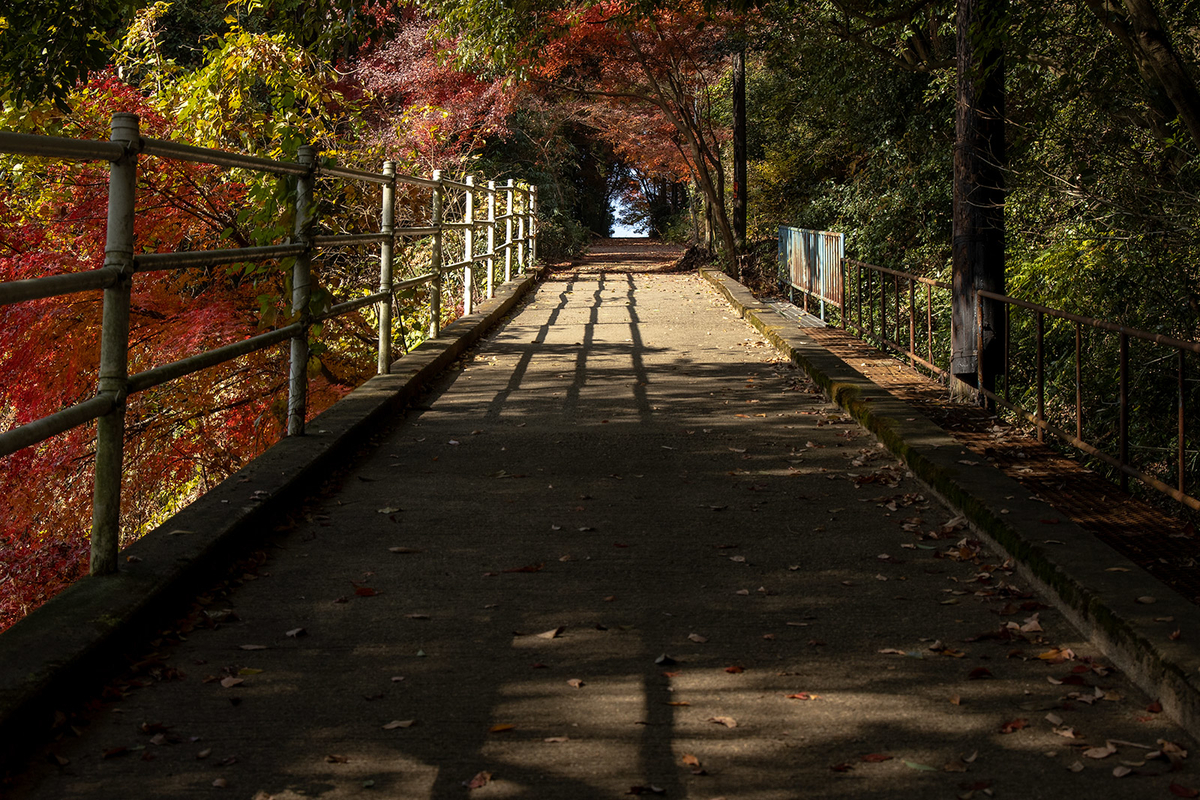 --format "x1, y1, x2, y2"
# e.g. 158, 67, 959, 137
0, 74, 357, 629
